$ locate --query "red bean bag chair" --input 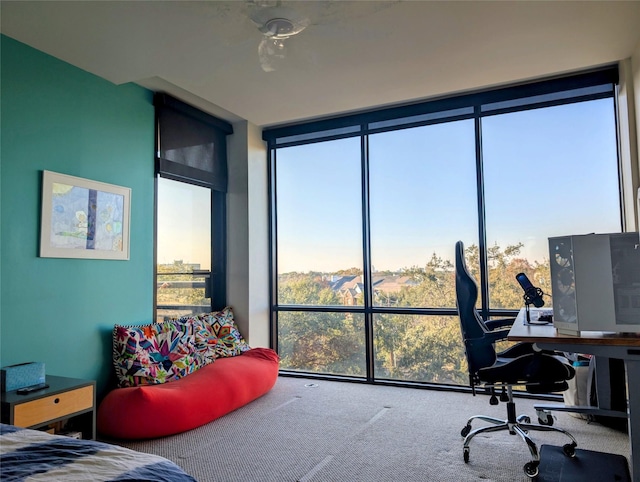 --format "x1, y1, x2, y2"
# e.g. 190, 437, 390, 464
97, 348, 279, 440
